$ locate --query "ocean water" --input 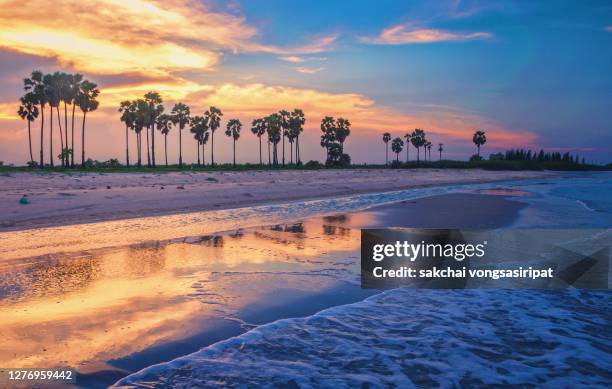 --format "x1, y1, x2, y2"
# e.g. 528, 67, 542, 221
115, 172, 612, 388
